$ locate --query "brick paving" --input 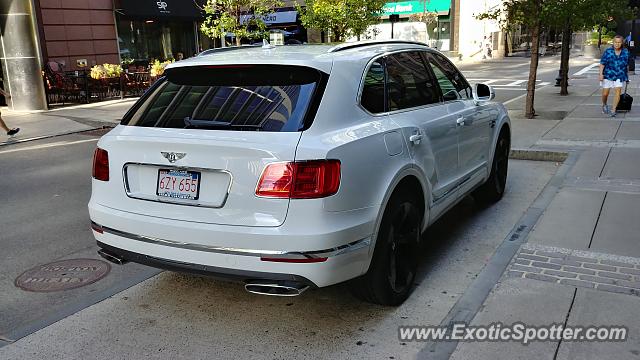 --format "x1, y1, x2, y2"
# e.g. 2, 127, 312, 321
507, 244, 640, 296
